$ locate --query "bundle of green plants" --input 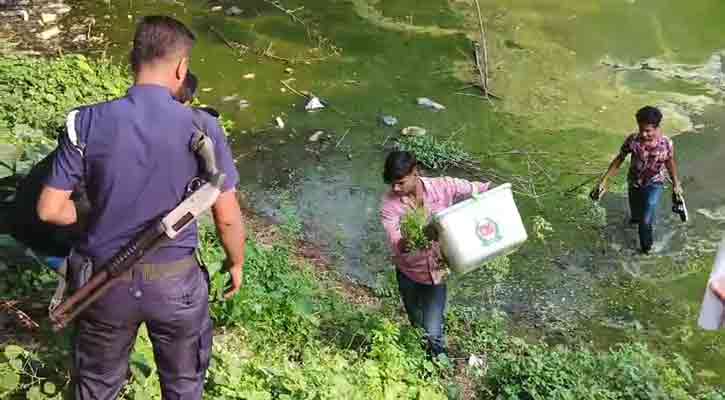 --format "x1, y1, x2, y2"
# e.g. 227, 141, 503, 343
395, 135, 477, 171
400, 206, 431, 251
